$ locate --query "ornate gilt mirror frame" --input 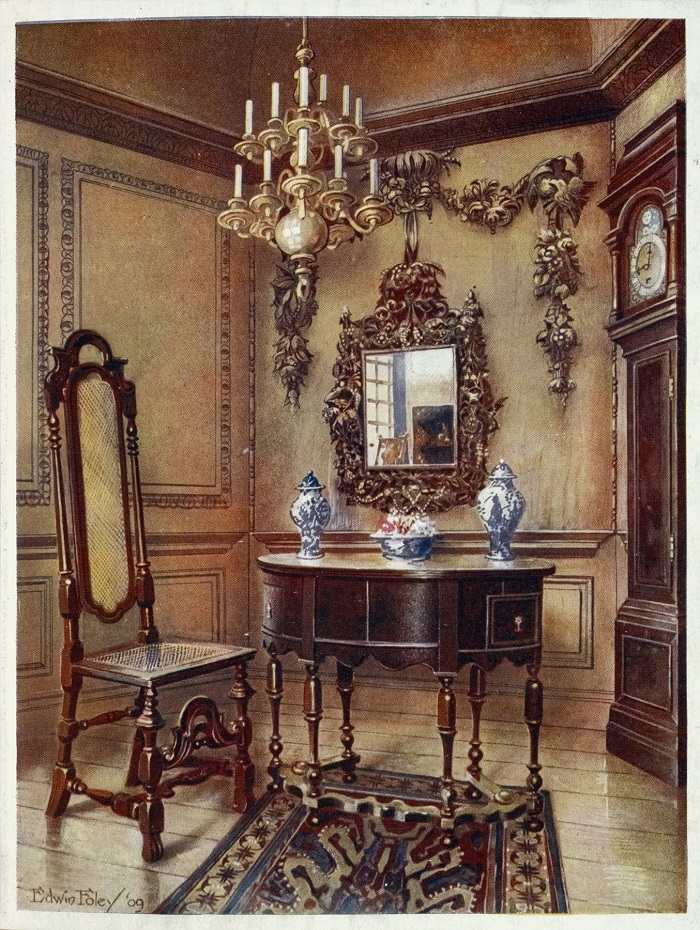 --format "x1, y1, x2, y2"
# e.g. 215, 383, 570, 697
323, 260, 504, 514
